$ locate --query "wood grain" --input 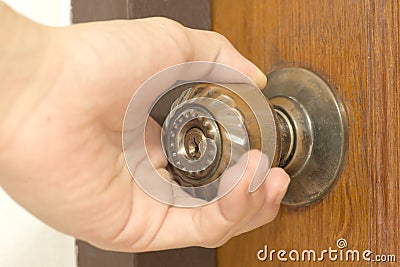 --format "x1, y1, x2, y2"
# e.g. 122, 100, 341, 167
72, 0, 129, 23
128, 0, 210, 30
367, 0, 399, 262
135, 247, 215, 267
212, 0, 399, 266
73, 0, 211, 30
77, 241, 134, 267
